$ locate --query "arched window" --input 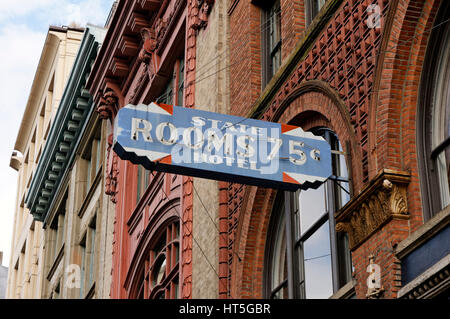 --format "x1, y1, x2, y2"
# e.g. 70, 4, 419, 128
264, 128, 353, 299
136, 220, 180, 299
418, 2, 450, 221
